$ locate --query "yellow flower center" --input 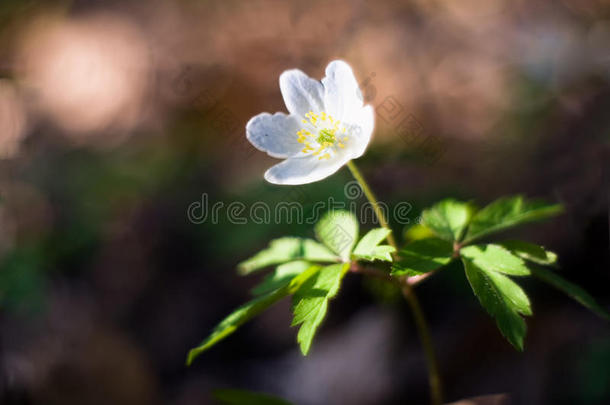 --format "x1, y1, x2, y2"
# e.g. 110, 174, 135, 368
297, 111, 348, 160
